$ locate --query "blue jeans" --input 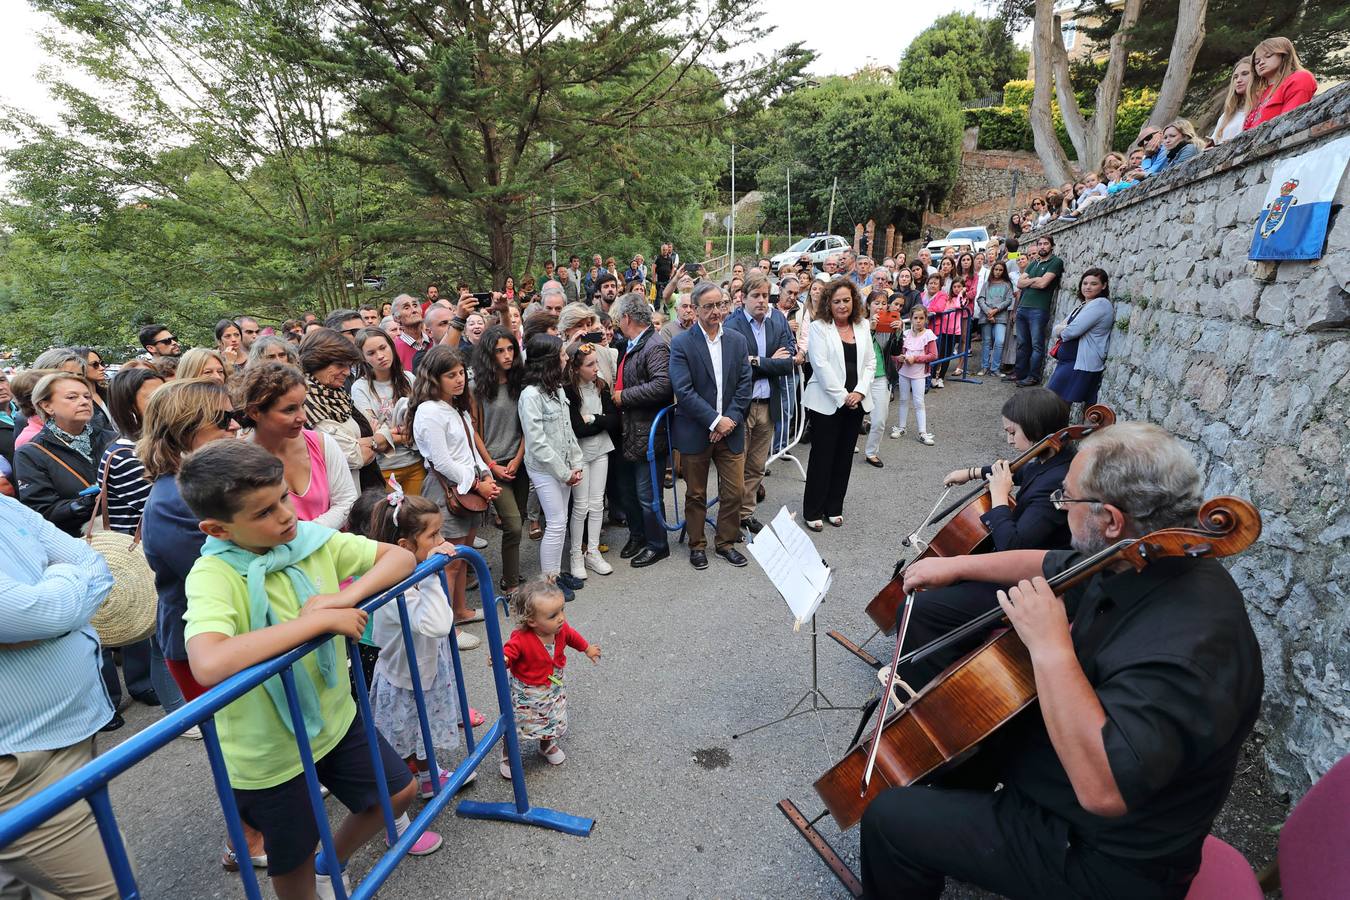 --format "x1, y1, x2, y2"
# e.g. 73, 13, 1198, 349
981, 321, 1006, 373
1014, 306, 1049, 381
617, 456, 669, 552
